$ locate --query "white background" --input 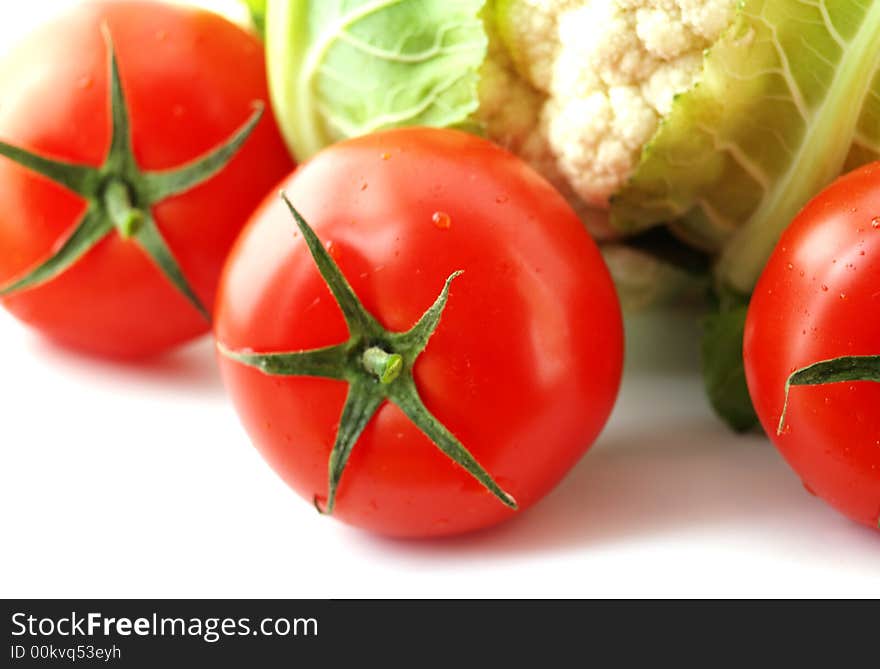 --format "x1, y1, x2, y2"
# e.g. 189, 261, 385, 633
1, 1, 878, 598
